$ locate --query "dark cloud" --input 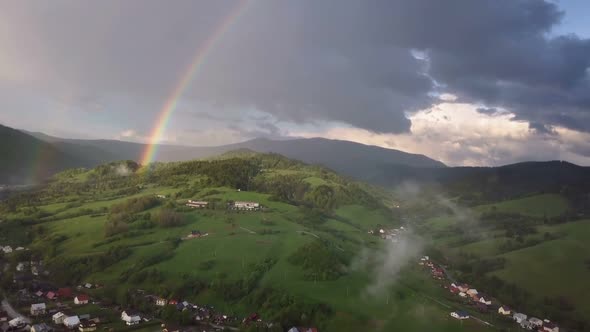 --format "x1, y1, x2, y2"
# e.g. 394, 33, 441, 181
0, 0, 589, 136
